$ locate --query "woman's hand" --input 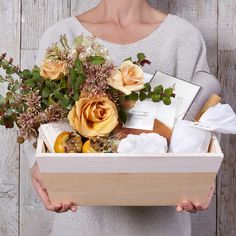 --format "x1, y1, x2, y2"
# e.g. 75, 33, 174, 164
30, 162, 78, 213
176, 183, 215, 213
